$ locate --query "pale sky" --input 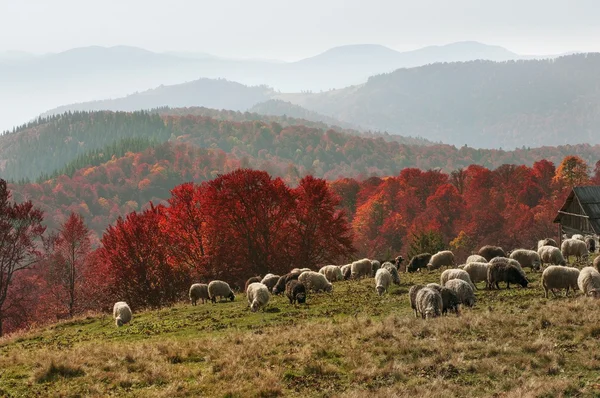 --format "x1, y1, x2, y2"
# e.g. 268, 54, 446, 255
1, 0, 599, 60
